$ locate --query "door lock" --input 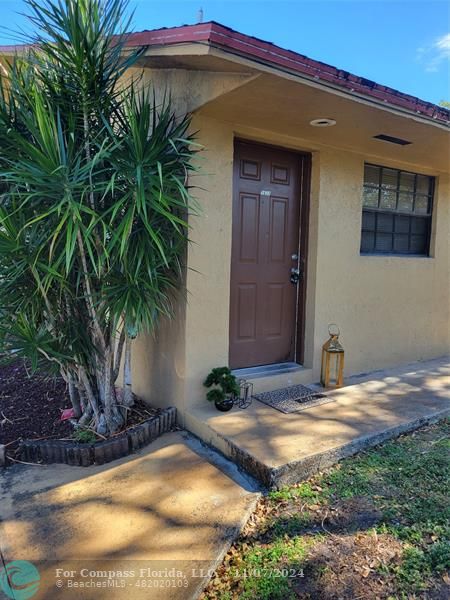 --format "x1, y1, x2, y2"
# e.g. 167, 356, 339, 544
290, 267, 301, 284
